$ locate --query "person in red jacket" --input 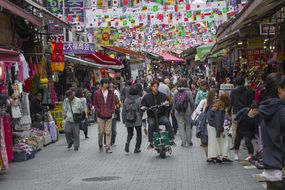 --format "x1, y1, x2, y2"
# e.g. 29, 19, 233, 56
93, 78, 115, 153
